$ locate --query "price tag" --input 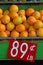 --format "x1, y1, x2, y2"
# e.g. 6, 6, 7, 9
8, 40, 37, 62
